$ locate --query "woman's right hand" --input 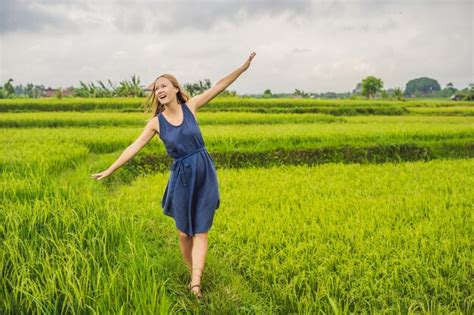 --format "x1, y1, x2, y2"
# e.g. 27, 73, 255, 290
241, 51, 256, 71
90, 118, 157, 182
91, 169, 112, 181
